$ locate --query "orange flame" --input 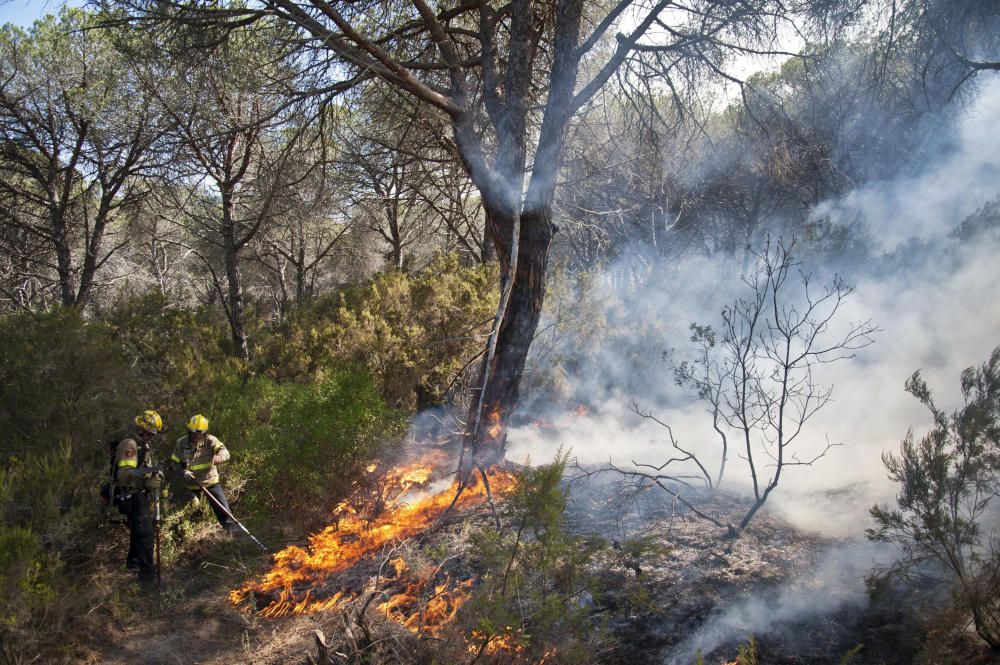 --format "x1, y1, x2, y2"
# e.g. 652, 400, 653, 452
378, 573, 475, 637
486, 407, 503, 439
230, 453, 517, 633
467, 628, 558, 662
467, 628, 526, 657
